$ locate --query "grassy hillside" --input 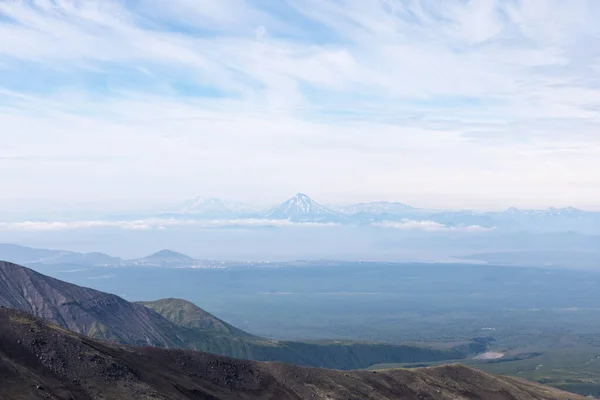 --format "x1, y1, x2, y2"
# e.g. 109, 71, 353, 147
142, 297, 486, 369
138, 298, 259, 339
